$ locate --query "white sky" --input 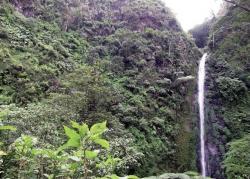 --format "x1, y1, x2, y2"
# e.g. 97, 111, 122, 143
163, 0, 223, 31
